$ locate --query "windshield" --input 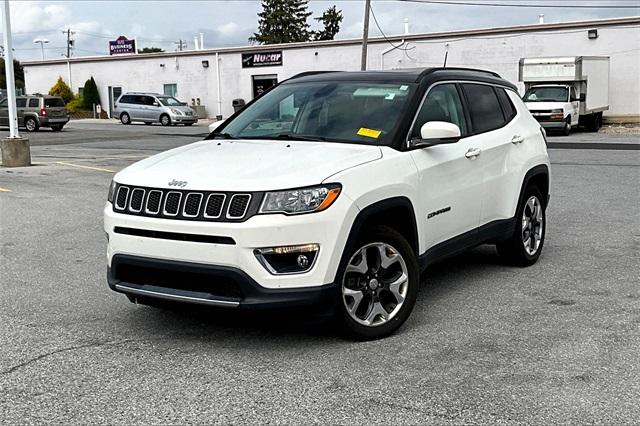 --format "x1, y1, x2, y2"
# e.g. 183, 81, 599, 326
523, 87, 569, 103
215, 81, 416, 145
157, 96, 183, 106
